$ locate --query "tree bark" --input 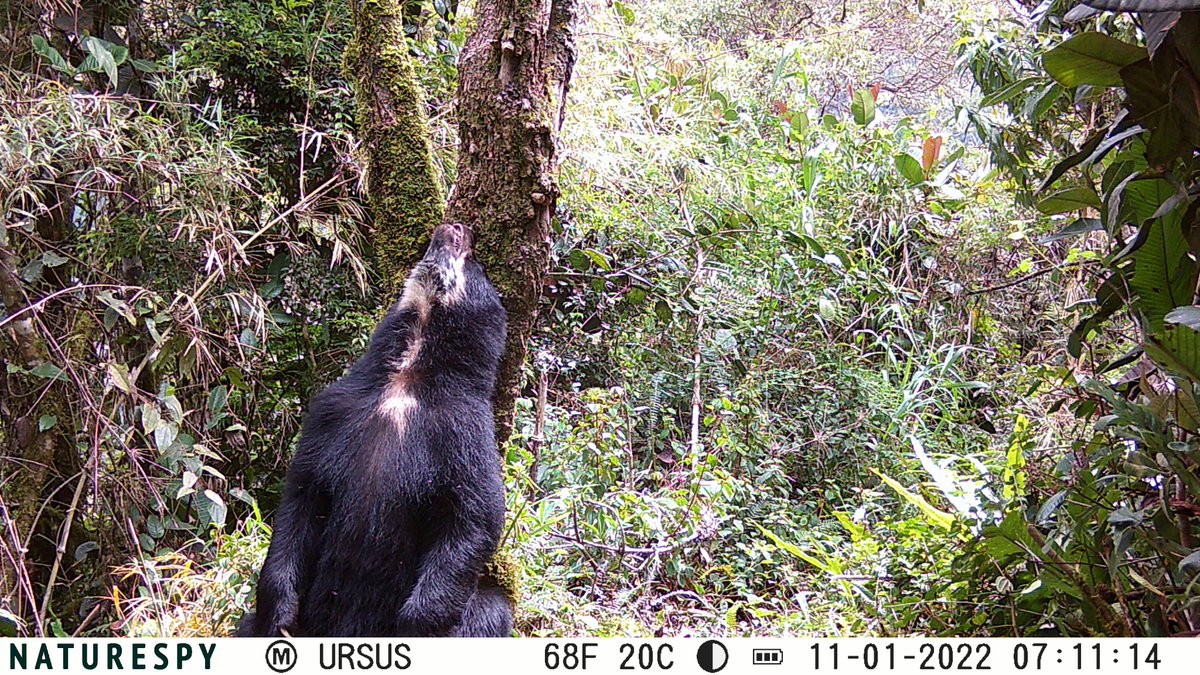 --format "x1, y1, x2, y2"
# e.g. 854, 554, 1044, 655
346, 0, 447, 289
0, 218, 73, 634
347, 0, 578, 444
447, 0, 577, 445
